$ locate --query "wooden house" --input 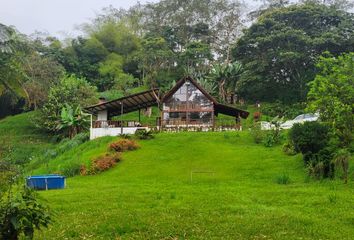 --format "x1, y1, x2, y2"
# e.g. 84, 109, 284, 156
85, 76, 249, 139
